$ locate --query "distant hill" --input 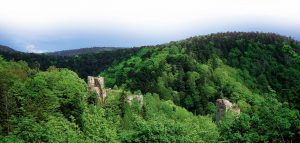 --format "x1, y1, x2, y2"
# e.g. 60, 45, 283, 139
47, 47, 124, 56
0, 46, 138, 78
0, 45, 15, 52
